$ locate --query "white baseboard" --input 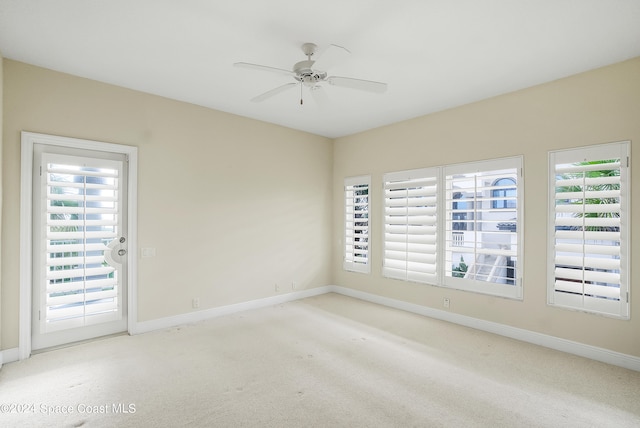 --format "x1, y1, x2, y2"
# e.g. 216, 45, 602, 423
5, 284, 638, 372
328, 285, 640, 372
0, 347, 20, 365
133, 286, 332, 334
